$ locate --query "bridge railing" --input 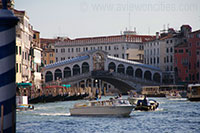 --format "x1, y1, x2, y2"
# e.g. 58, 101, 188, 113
110, 72, 160, 86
